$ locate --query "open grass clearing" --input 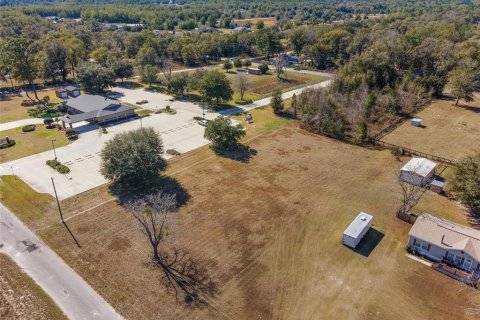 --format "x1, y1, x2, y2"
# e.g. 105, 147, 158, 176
0, 90, 63, 124
3, 121, 477, 319
0, 124, 71, 163
381, 97, 480, 161
0, 253, 67, 320
233, 17, 277, 28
